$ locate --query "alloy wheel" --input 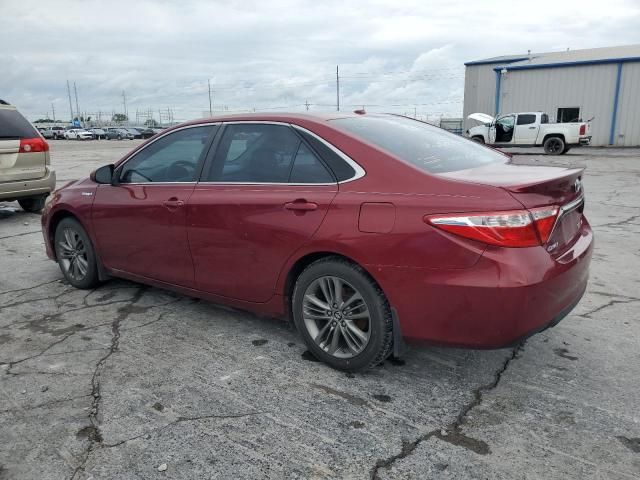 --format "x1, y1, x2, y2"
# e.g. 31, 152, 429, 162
302, 276, 371, 358
57, 228, 89, 281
